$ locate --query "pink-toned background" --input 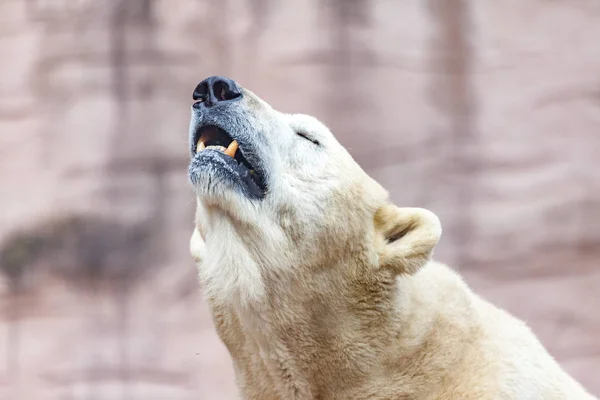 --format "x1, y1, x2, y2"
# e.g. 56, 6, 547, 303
1, 0, 599, 398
